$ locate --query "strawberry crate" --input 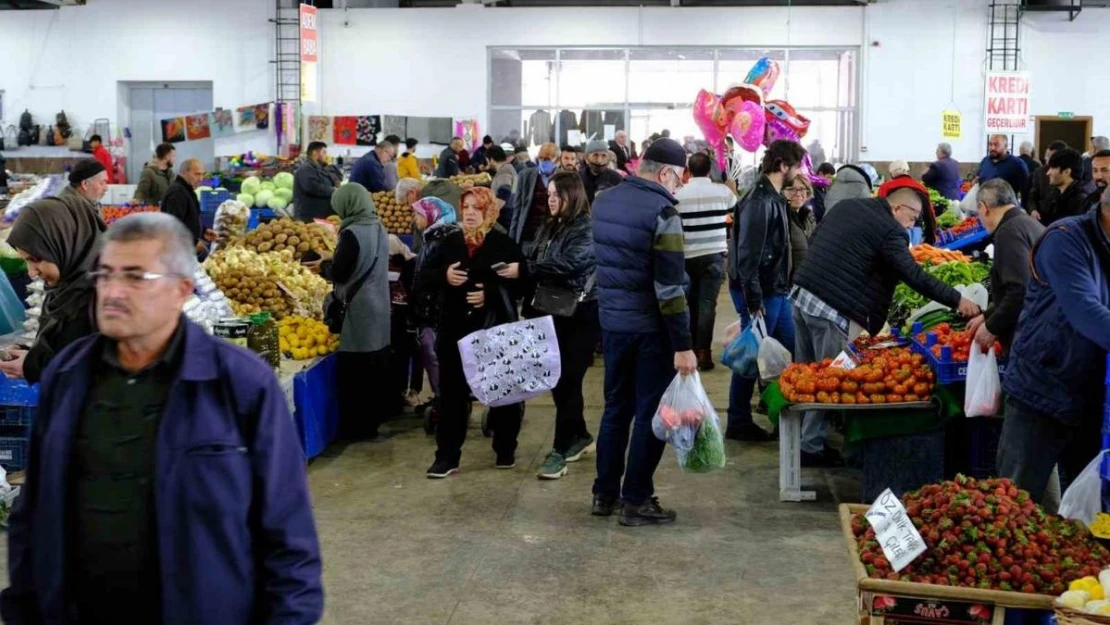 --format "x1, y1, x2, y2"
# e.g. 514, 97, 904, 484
938, 218, 990, 251
909, 333, 1006, 386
